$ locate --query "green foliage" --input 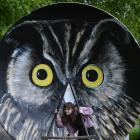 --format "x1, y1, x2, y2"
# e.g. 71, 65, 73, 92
0, 0, 50, 37
130, 128, 140, 140
94, 0, 140, 44
0, 0, 140, 43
